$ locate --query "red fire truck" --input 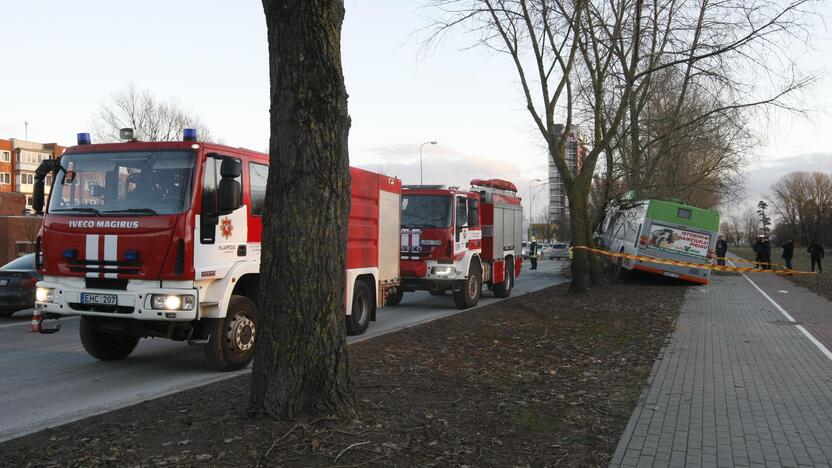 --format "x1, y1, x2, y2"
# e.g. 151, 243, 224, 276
393, 179, 523, 308
31, 129, 401, 371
